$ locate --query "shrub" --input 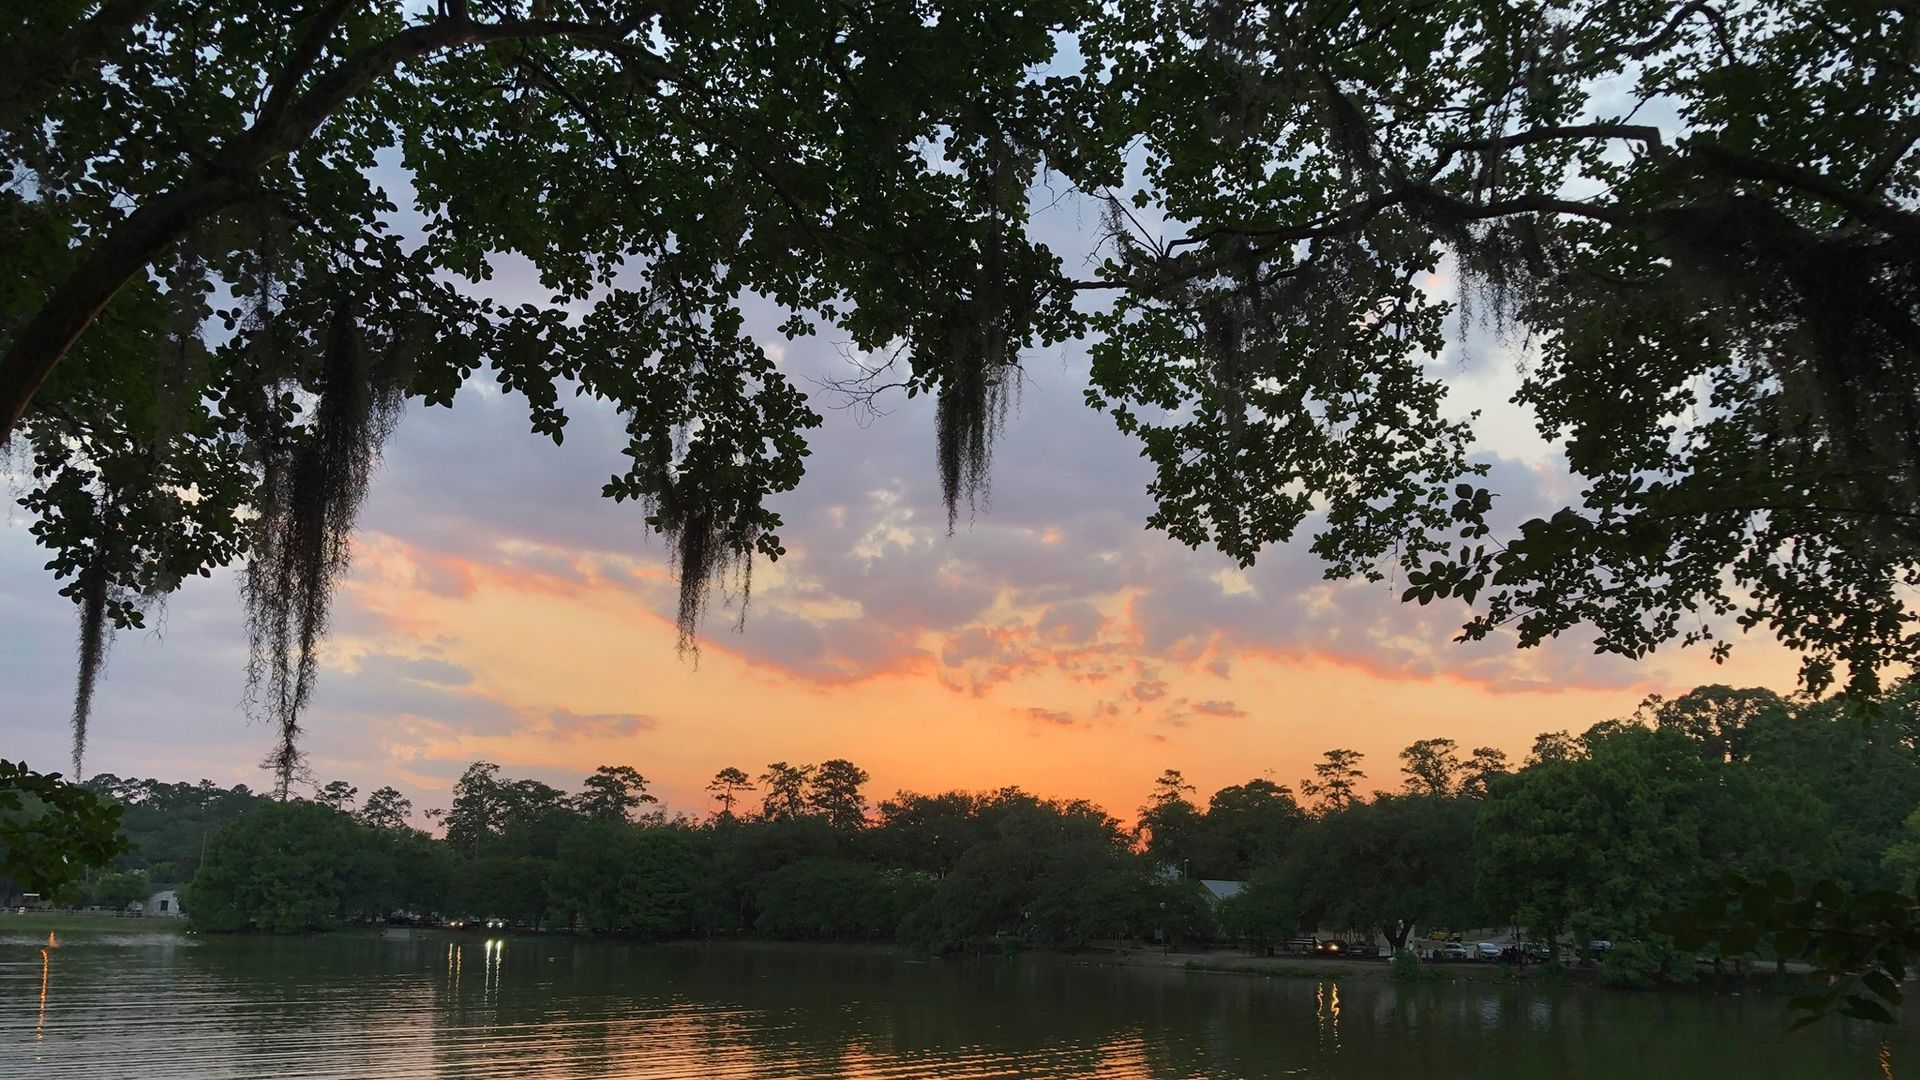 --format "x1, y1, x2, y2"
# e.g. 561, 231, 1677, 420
1599, 941, 1661, 988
